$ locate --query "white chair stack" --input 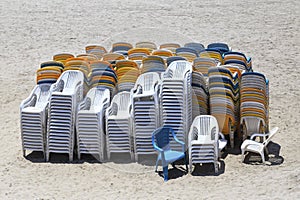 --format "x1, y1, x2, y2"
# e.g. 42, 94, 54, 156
161, 60, 193, 151
76, 87, 111, 161
46, 70, 84, 162
132, 72, 161, 161
106, 91, 134, 160
188, 115, 220, 174
20, 84, 52, 159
